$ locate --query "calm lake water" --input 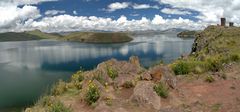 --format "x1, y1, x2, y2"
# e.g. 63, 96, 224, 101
0, 33, 194, 111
